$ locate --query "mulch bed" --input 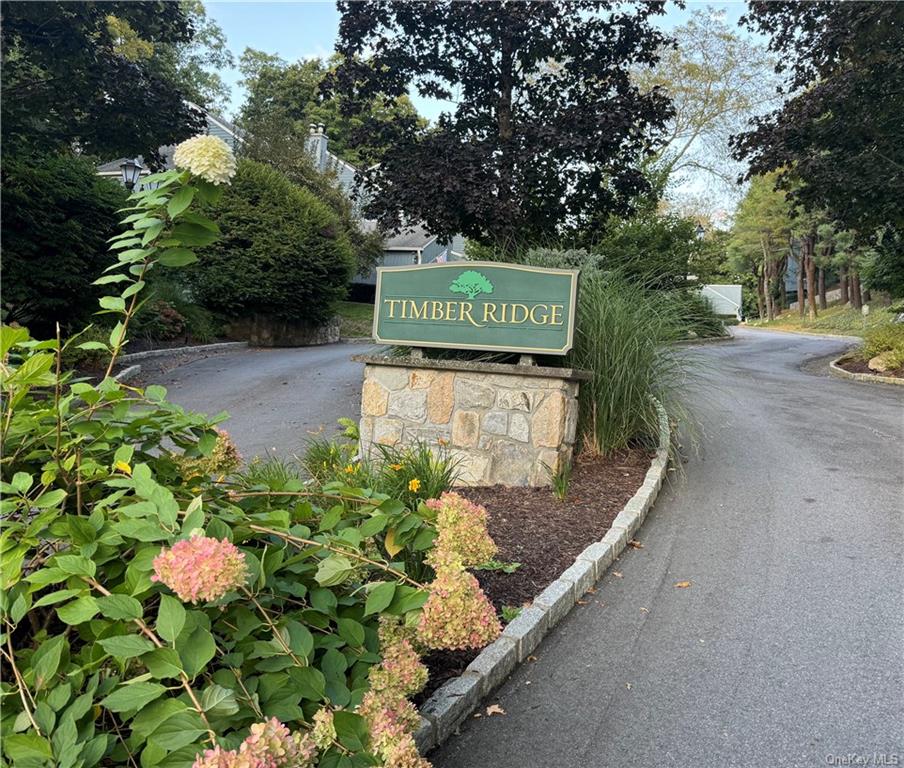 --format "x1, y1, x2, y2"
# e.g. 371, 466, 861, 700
836, 356, 904, 379
415, 446, 653, 703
